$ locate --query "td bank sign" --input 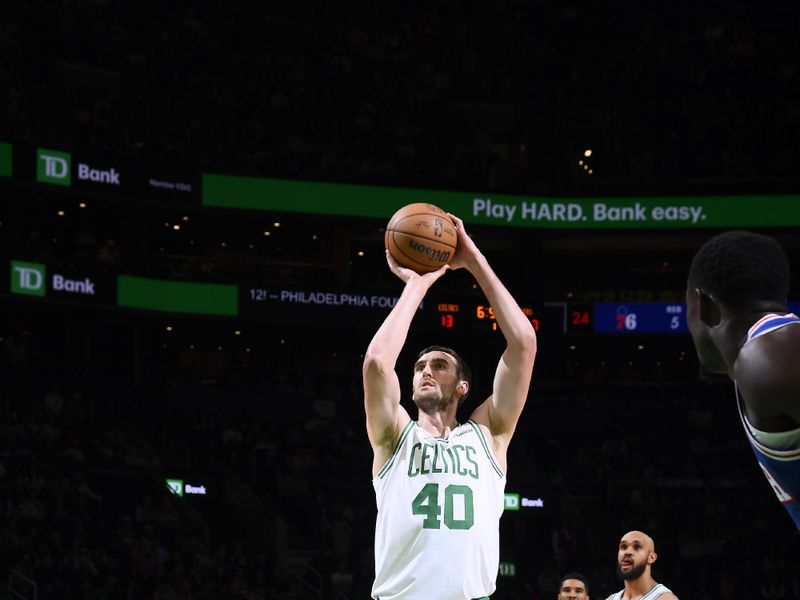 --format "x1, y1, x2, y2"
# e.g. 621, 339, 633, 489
37, 148, 121, 187
11, 260, 96, 297
37, 148, 71, 186
11, 261, 46, 296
